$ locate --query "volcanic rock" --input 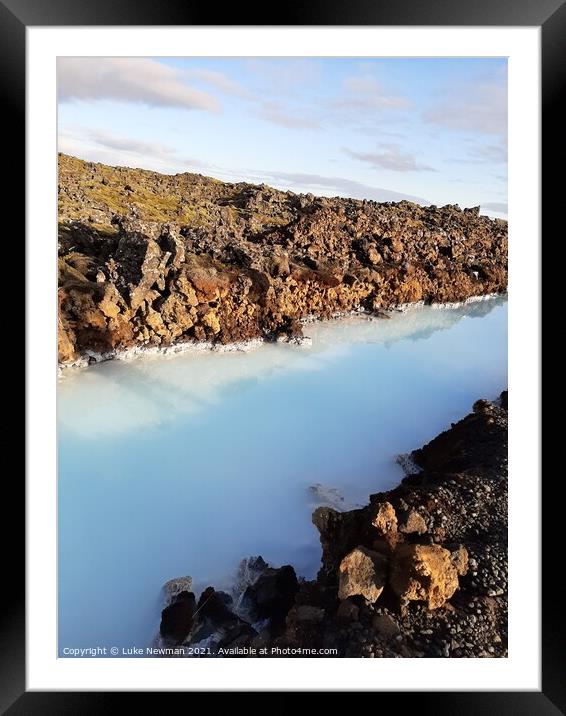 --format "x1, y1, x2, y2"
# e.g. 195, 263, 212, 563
162, 575, 193, 604
242, 564, 299, 630
338, 546, 388, 603
371, 501, 398, 534
389, 543, 465, 609
58, 154, 508, 364
398, 510, 428, 535
159, 590, 196, 643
